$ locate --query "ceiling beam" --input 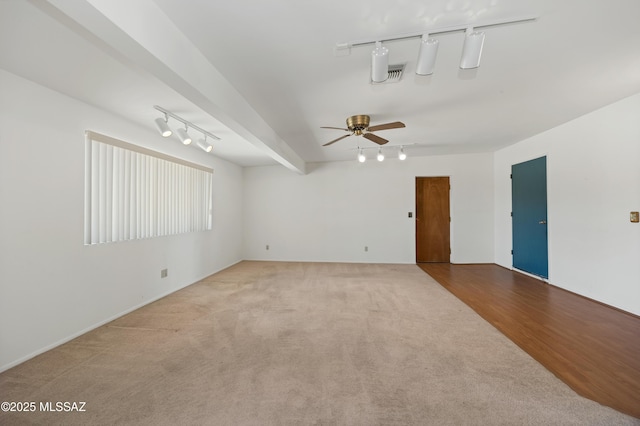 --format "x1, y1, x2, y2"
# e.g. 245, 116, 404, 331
41, 0, 306, 174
